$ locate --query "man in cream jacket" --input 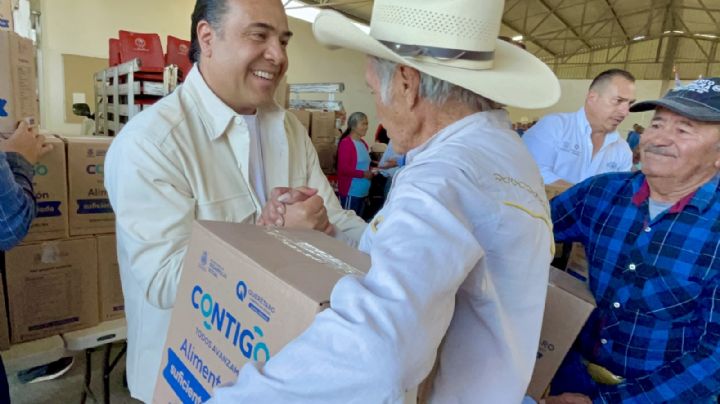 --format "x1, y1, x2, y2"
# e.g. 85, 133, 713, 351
104, 0, 366, 401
